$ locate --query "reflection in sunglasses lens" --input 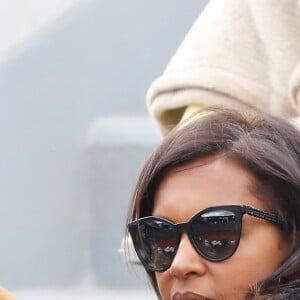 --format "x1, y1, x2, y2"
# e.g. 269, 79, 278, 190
195, 231, 237, 259
141, 219, 177, 270
191, 212, 238, 260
